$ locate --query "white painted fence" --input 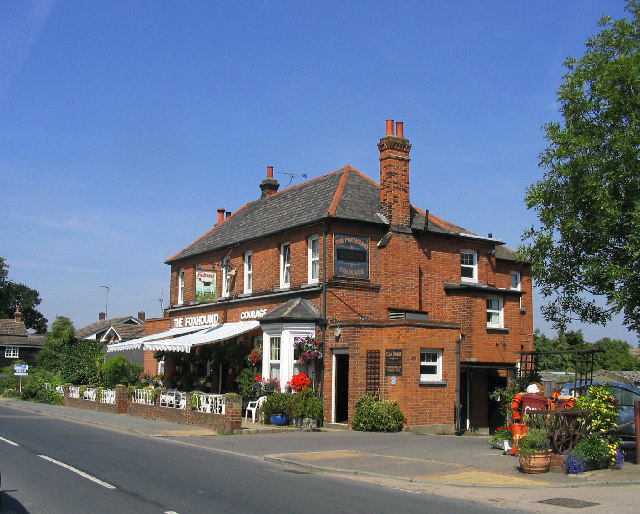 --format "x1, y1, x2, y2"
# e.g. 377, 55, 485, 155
132, 388, 155, 405
192, 392, 226, 414
100, 388, 116, 404
68, 386, 80, 399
